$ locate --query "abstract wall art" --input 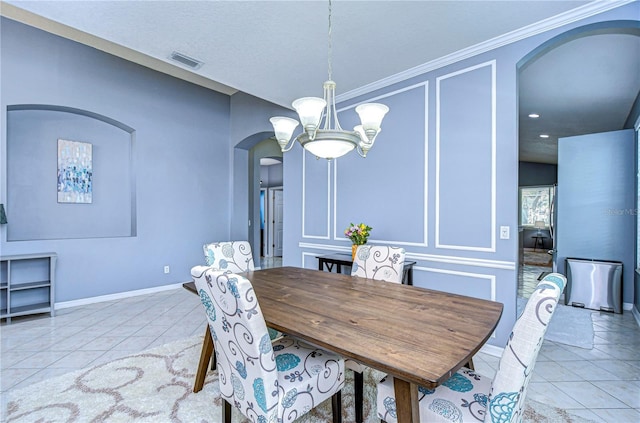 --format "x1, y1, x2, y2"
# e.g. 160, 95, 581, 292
57, 139, 93, 203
